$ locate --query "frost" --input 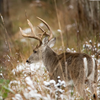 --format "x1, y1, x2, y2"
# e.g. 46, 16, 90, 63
0, 73, 4, 78
57, 29, 61, 32
66, 48, 70, 52
12, 63, 26, 74
83, 43, 92, 49
74, 50, 76, 53
23, 90, 42, 99
12, 62, 45, 75
29, 62, 45, 71
98, 43, 100, 47
44, 80, 56, 87
89, 40, 92, 43
12, 94, 23, 100
66, 48, 76, 53
50, 80, 56, 85
9, 80, 20, 88
25, 76, 35, 89
44, 81, 50, 86
8, 53, 100, 100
